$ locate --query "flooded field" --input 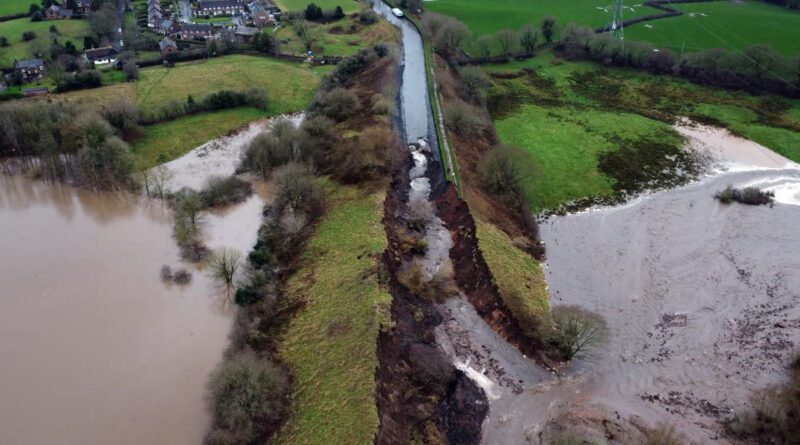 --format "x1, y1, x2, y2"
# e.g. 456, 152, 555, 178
0, 175, 231, 445
0, 118, 284, 444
